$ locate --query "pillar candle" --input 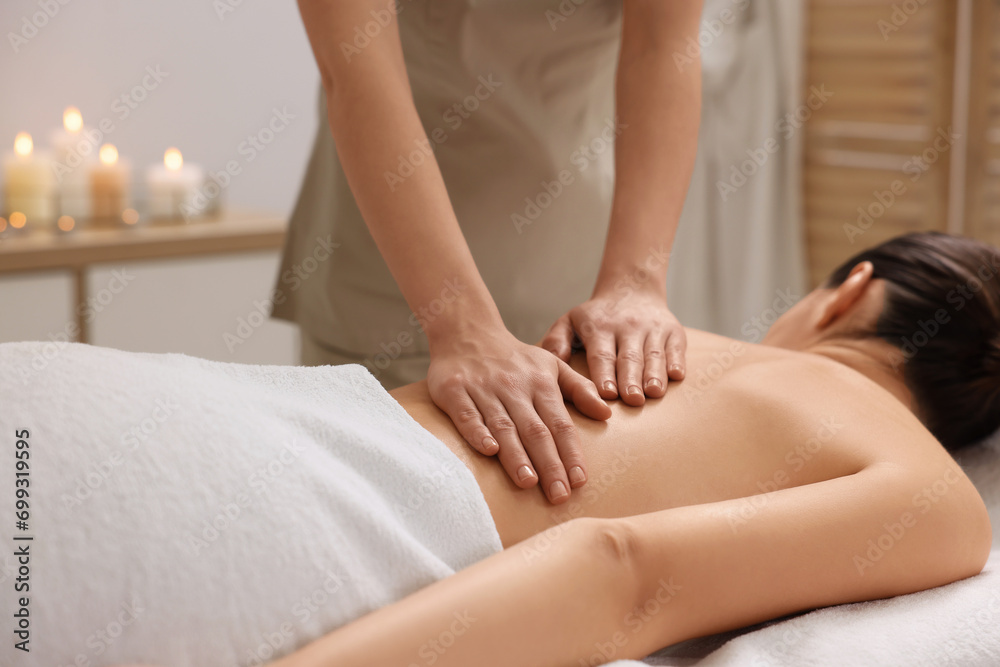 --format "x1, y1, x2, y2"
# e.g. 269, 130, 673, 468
145, 148, 205, 220
50, 107, 87, 166
91, 144, 131, 221
2, 133, 56, 228
51, 107, 95, 219
58, 167, 92, 220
